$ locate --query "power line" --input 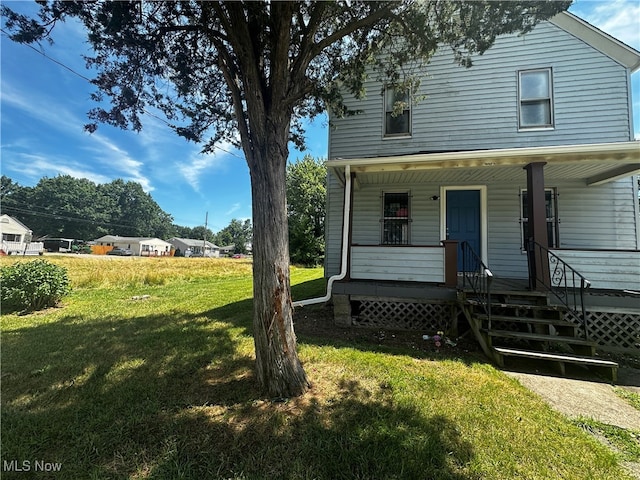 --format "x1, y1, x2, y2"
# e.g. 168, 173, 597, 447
1, 205, 149, 230
0, 28, 245, 161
